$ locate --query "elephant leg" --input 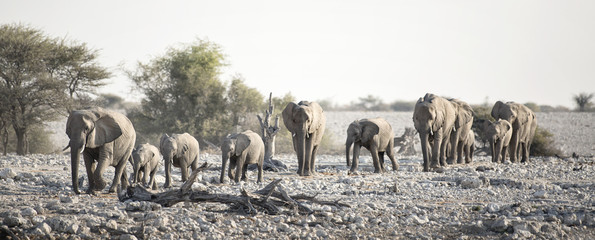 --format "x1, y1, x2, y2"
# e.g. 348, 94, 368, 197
509, 132, 519, 163
234, 160, 243, 183
83, 153, 96, 193
257, 159, 264, 183
349, 144, 361, 173
94, 149, 112, 192
190, 157, 199, 171
241, 164, 248, 181
119, 168, 128, 192
521, 142, 529, 163
457, 141, 465, 164
430, 133, 442, 169
109, 156, 128, 193
438, 136, 449, 167
142, 166, 150, 186
180, 162, 189, 183
467, 144, 474, 163
370, 146, 382, 173
378, 151, 386, 172
149, 169, 158, 190
386, 148, 399, 171
310, 145, 319, 175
